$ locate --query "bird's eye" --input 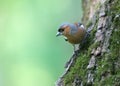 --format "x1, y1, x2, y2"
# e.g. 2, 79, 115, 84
58, 28, 64, 32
